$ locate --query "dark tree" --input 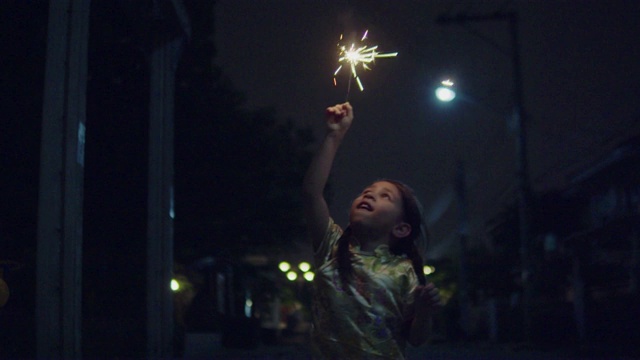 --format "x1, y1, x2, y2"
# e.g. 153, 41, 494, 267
173, 1, 314, 263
